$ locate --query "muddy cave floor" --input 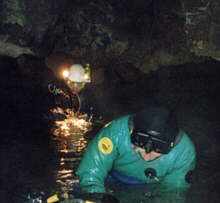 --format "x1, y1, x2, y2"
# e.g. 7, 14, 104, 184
1, 61, 220, 203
